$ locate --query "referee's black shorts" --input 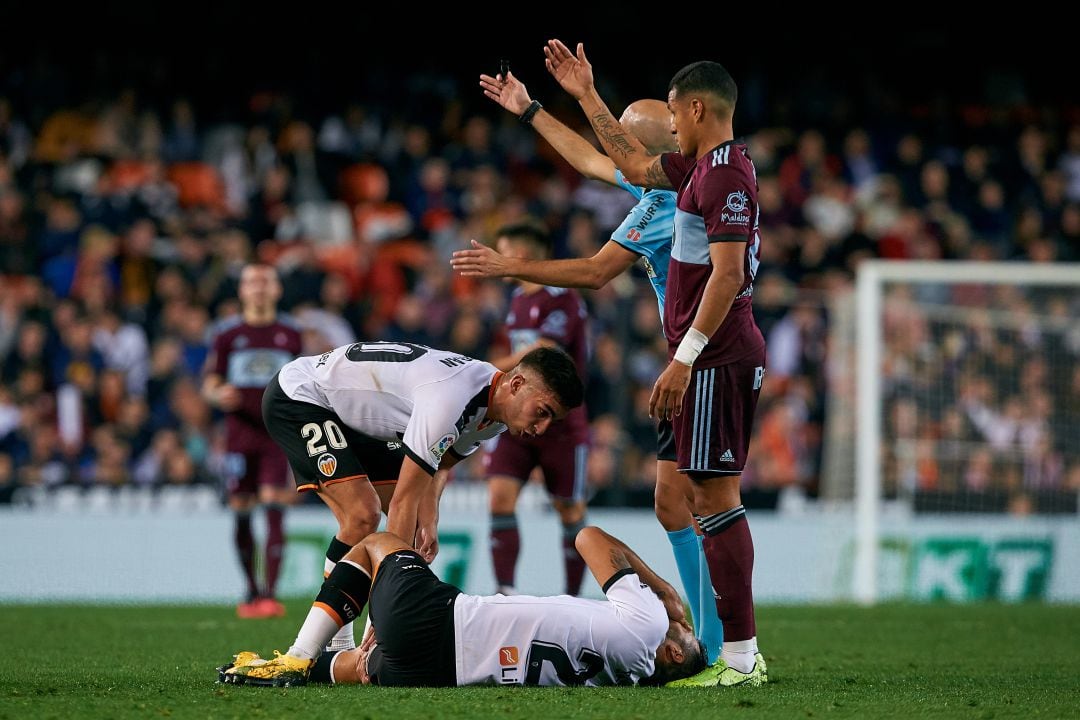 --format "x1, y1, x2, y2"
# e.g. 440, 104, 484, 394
366, 549, 460, 687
